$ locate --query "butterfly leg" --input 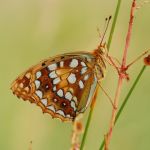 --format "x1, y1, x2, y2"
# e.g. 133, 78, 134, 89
97, 80, 116, 109
106, 54, 120, 73
102, 43, 121, 73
